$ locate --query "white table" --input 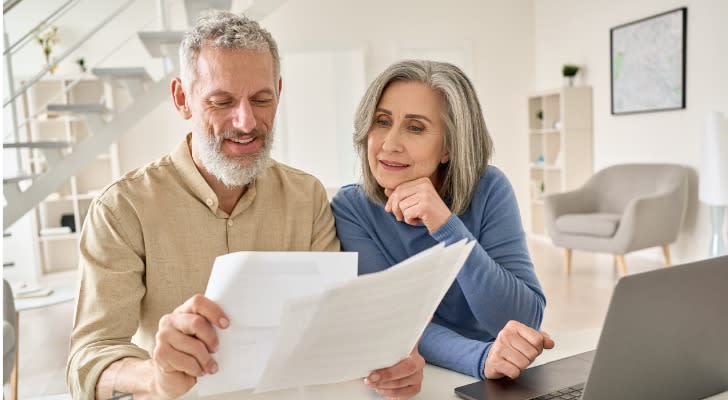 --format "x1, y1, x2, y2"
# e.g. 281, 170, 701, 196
39, 328, 728, 399
196, 328, 728, 400
11, 284, 76, 400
